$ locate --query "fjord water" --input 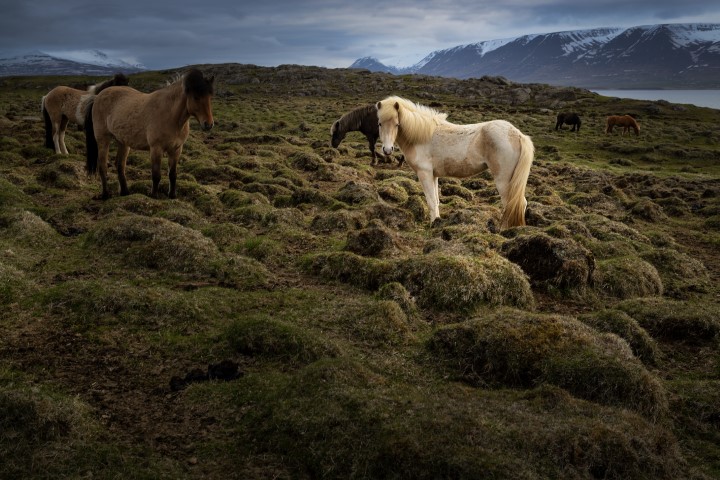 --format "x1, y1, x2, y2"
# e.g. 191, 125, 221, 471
593, 90, 720, 109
